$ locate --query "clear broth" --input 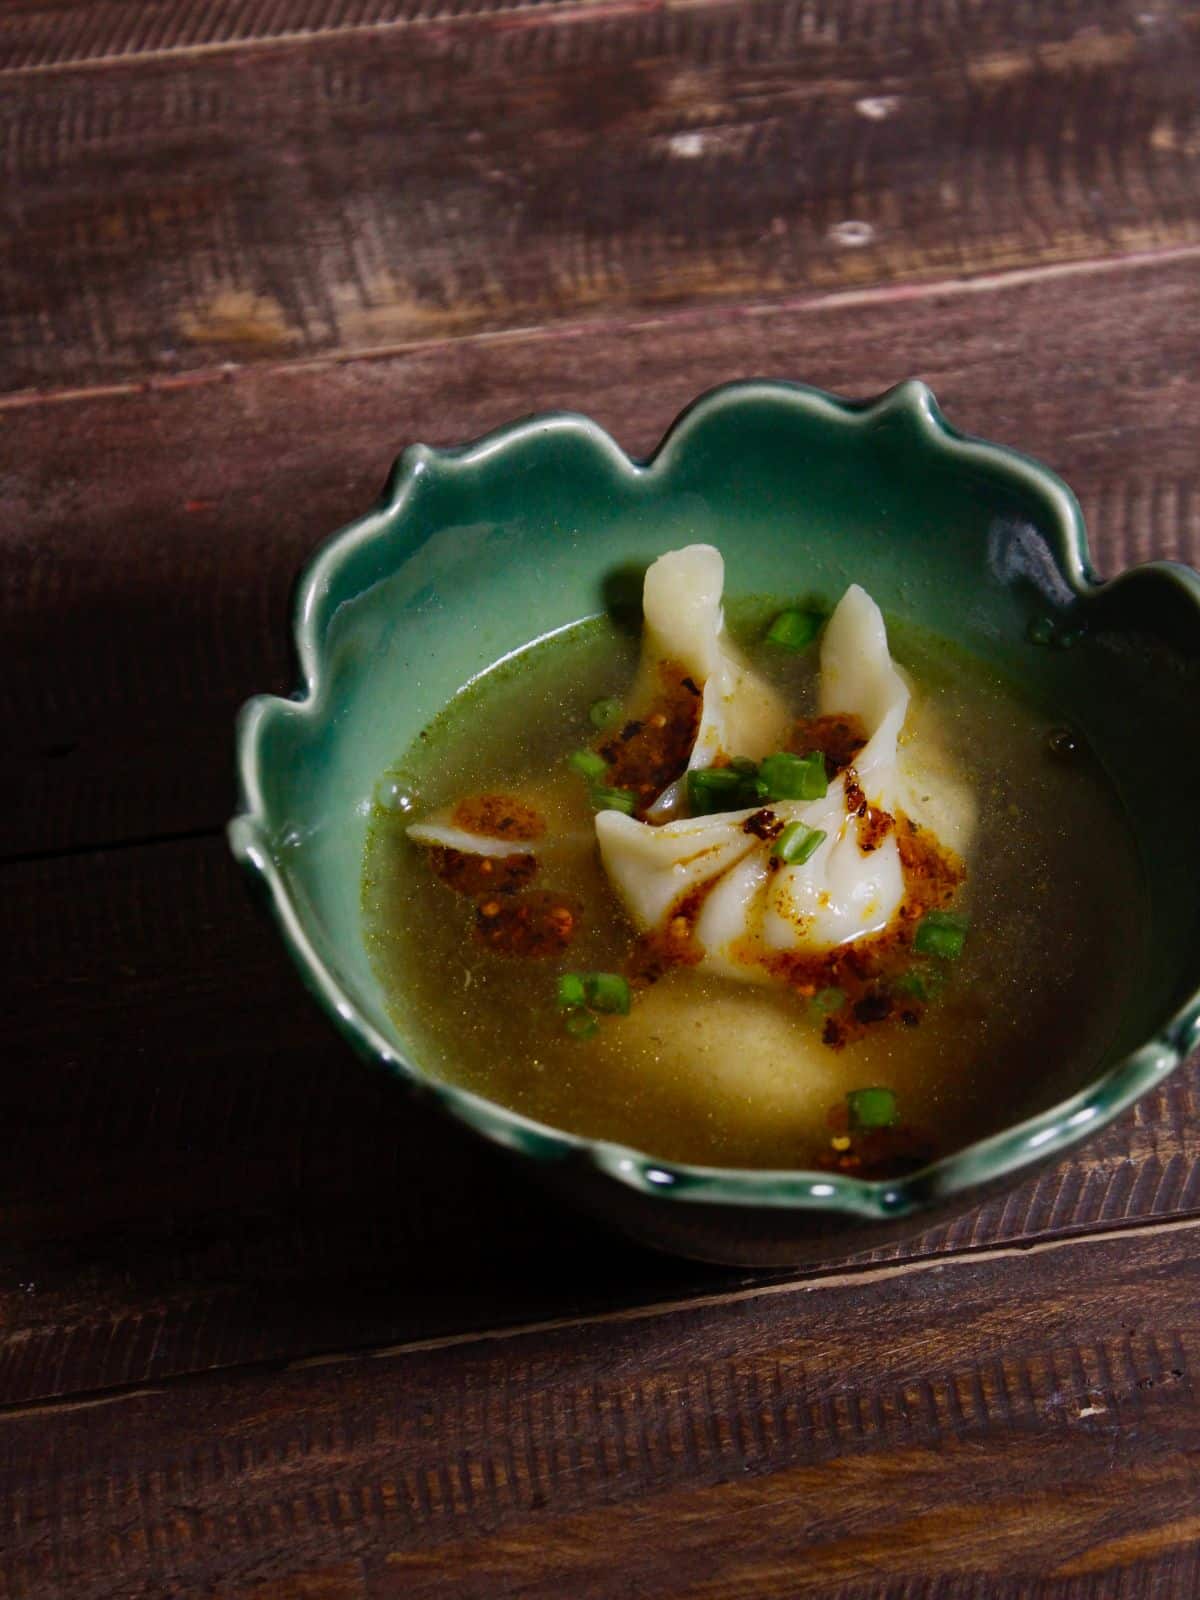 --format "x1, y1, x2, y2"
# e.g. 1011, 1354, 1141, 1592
363, 606, 1145, 1170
